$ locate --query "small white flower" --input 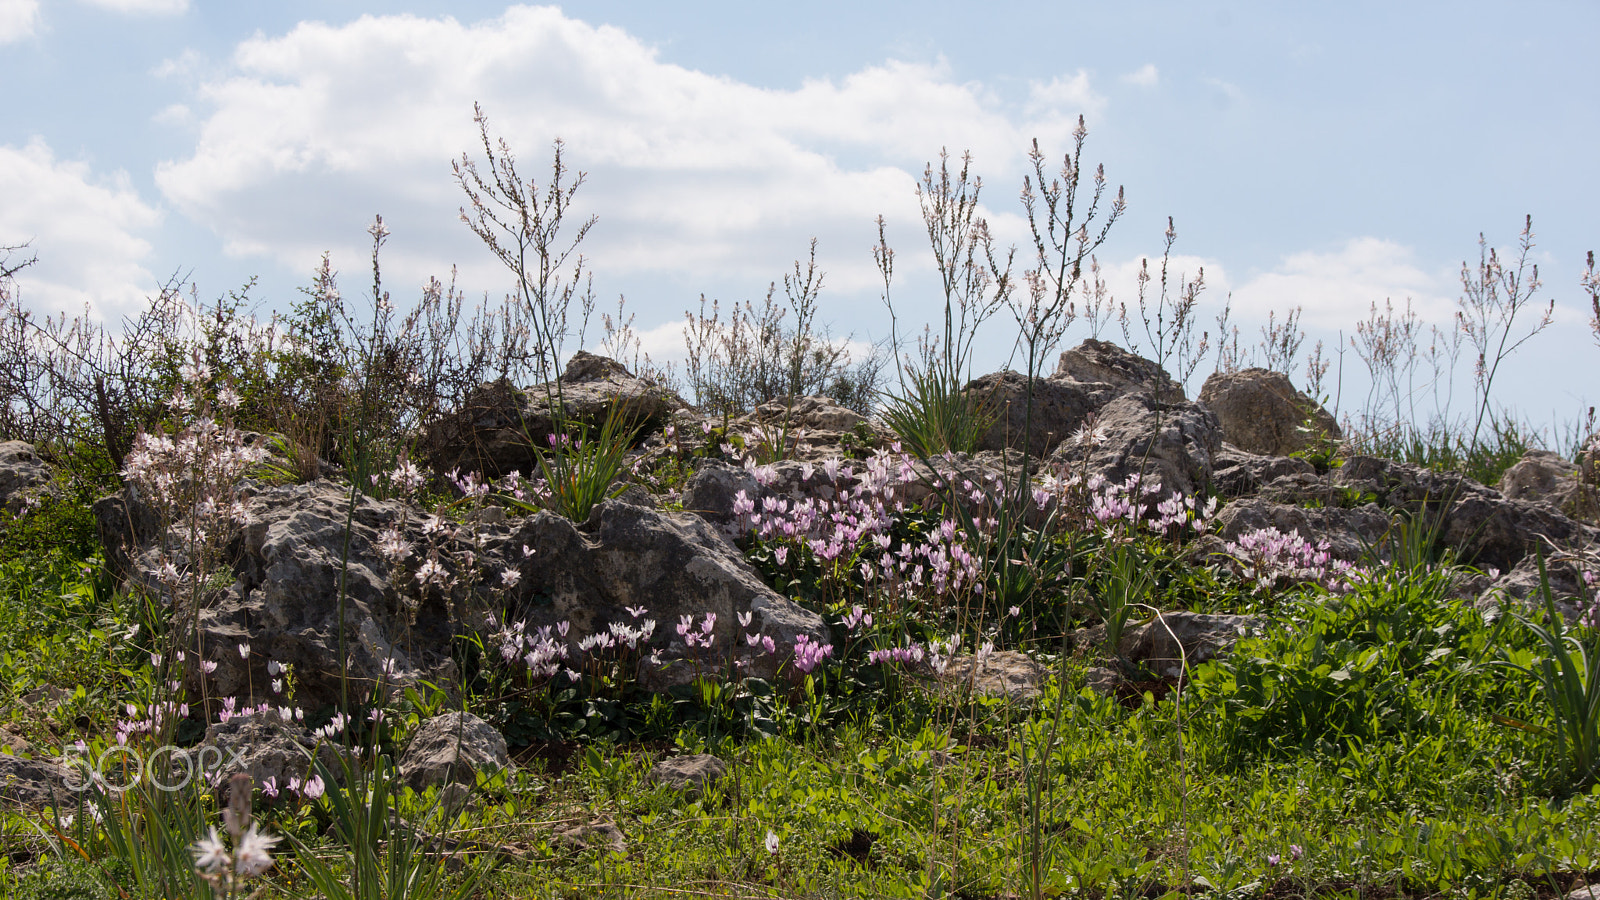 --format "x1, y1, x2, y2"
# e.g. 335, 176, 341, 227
765, 830, 780, 855
191, 826, 229, 874
234, 824, 280, 876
